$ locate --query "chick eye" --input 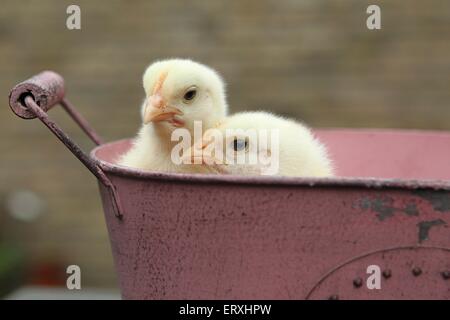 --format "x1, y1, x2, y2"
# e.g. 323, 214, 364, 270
232, 138, 249, 152
183, 87, 197, 102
